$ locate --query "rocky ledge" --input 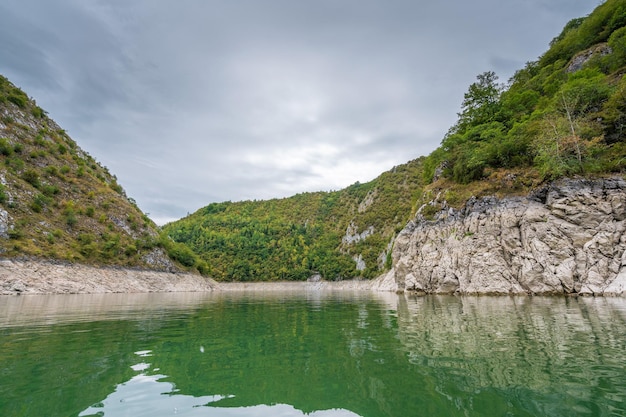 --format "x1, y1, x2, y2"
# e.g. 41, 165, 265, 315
377, 177, 626, 295
0, 259, 218, 295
